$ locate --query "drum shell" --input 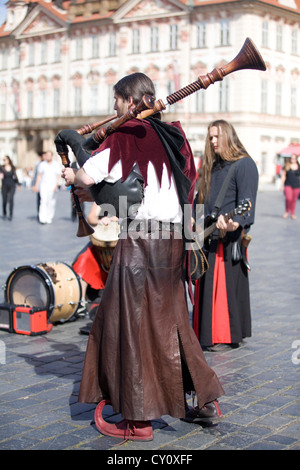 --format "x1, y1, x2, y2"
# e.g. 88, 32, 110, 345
92, 242, 117, 272
89, 221, 119, 272
4, 262, 82, 323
